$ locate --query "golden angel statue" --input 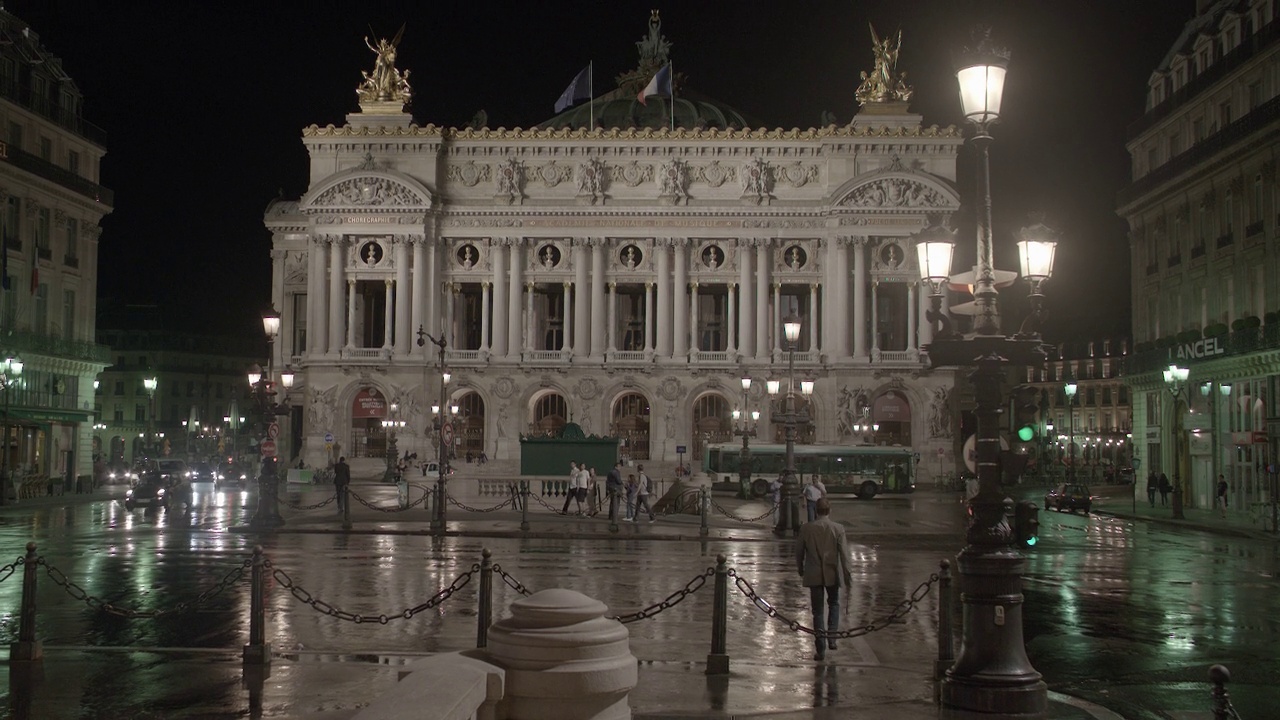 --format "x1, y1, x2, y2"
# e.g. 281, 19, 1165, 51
358, 25, 412, 106
855, 23, 913, 105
